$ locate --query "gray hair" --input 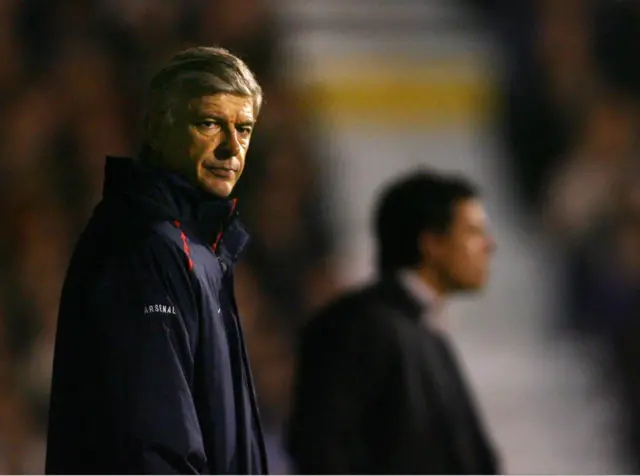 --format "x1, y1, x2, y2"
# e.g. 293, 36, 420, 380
144, 46, 263, 136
